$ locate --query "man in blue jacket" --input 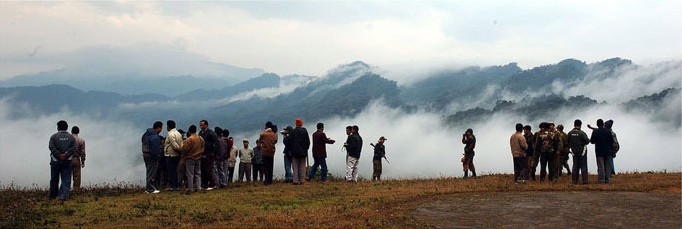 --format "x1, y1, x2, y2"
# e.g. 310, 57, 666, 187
49, 120, 77, 200
590, 119, 614, 184
142, 121, 163, 194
